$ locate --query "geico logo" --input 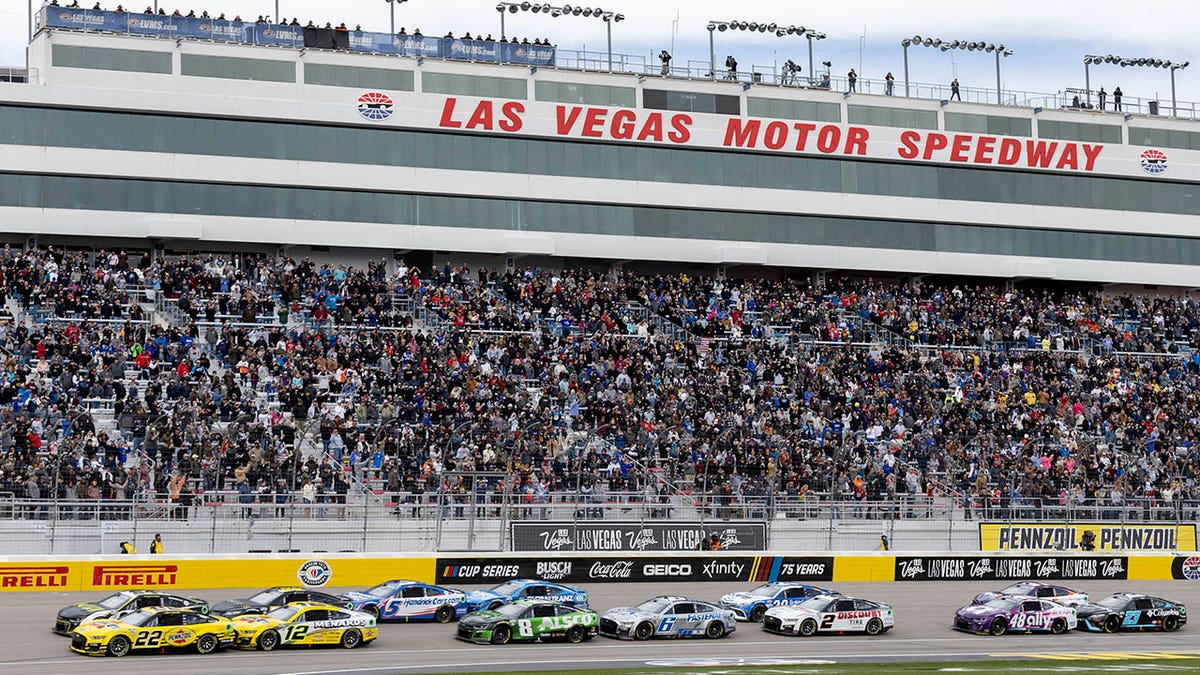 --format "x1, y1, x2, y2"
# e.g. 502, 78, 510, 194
836, 611, 879, 619
92, 565, 178, 587
0, 565, 69, 588
642, 564, 692, 576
